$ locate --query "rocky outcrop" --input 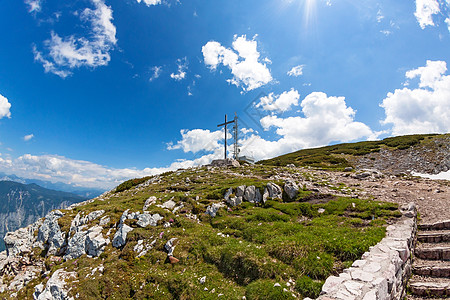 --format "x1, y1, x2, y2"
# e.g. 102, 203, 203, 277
284, 179, 299, 200
37, 210, 65, 255
33, 268, 76, 300
265, 183, 282, 201
136, 213, 163, 227
205, 203, 225, 217
112, 223, 133, 248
